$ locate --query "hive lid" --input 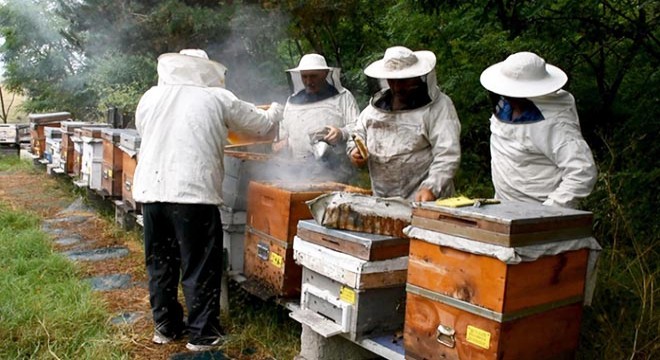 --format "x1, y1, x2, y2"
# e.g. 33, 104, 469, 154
412, 200, 593, 247
296, 219, 409, 261
28, 112, 71, 125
